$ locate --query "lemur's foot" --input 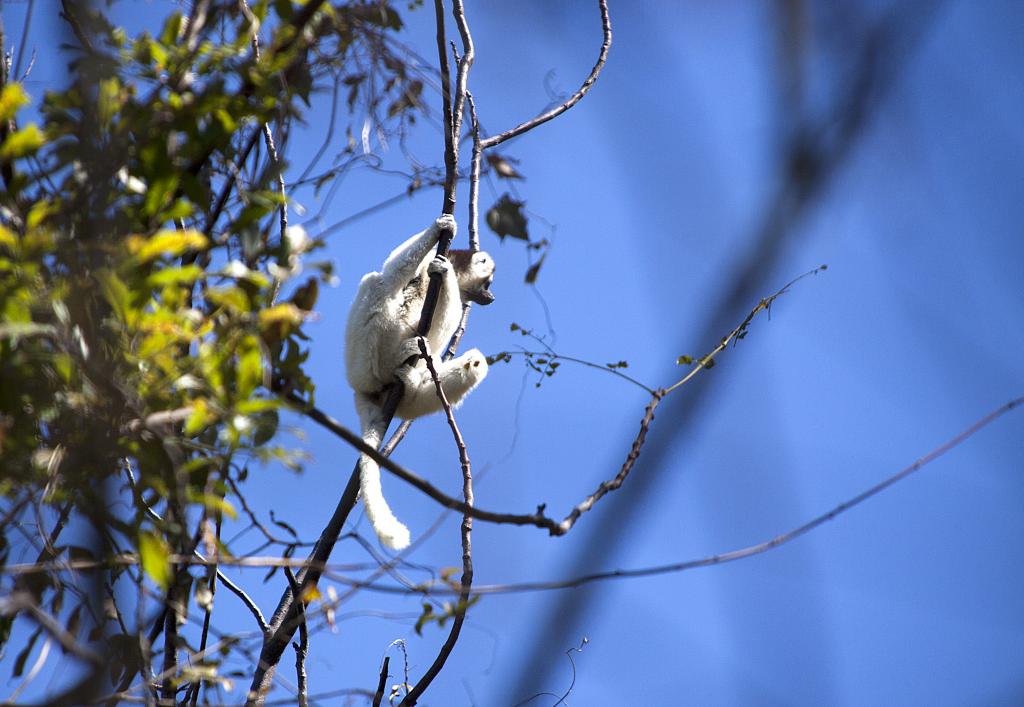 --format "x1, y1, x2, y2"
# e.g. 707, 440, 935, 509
427, 254, 451, 278
398, 336, 428, 365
